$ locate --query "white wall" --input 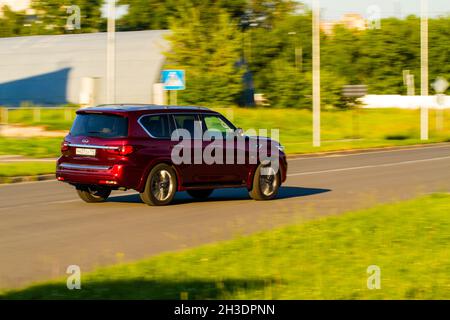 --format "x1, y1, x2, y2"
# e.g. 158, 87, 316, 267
0, 30, 170, 106
361, 95, 450, 109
